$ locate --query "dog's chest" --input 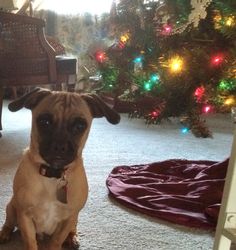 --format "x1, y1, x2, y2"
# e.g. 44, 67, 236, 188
32, 178, 70, 235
